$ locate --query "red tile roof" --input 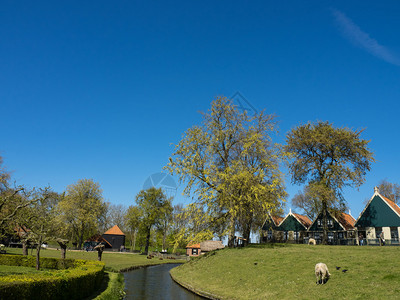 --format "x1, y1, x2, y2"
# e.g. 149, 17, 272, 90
104, 225, 125, 236
271, 216, 284, 226
293, 213, 312, 228
337, 212, 356, 230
